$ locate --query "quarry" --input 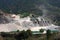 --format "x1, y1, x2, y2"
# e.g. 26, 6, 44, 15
0, 11, 59, 33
